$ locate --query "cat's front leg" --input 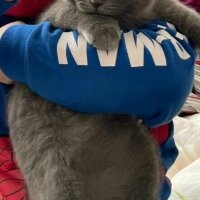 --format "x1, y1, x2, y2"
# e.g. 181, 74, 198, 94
156, 0, 200, 48
40, 1, 121, 51
78, 15, 121, 51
